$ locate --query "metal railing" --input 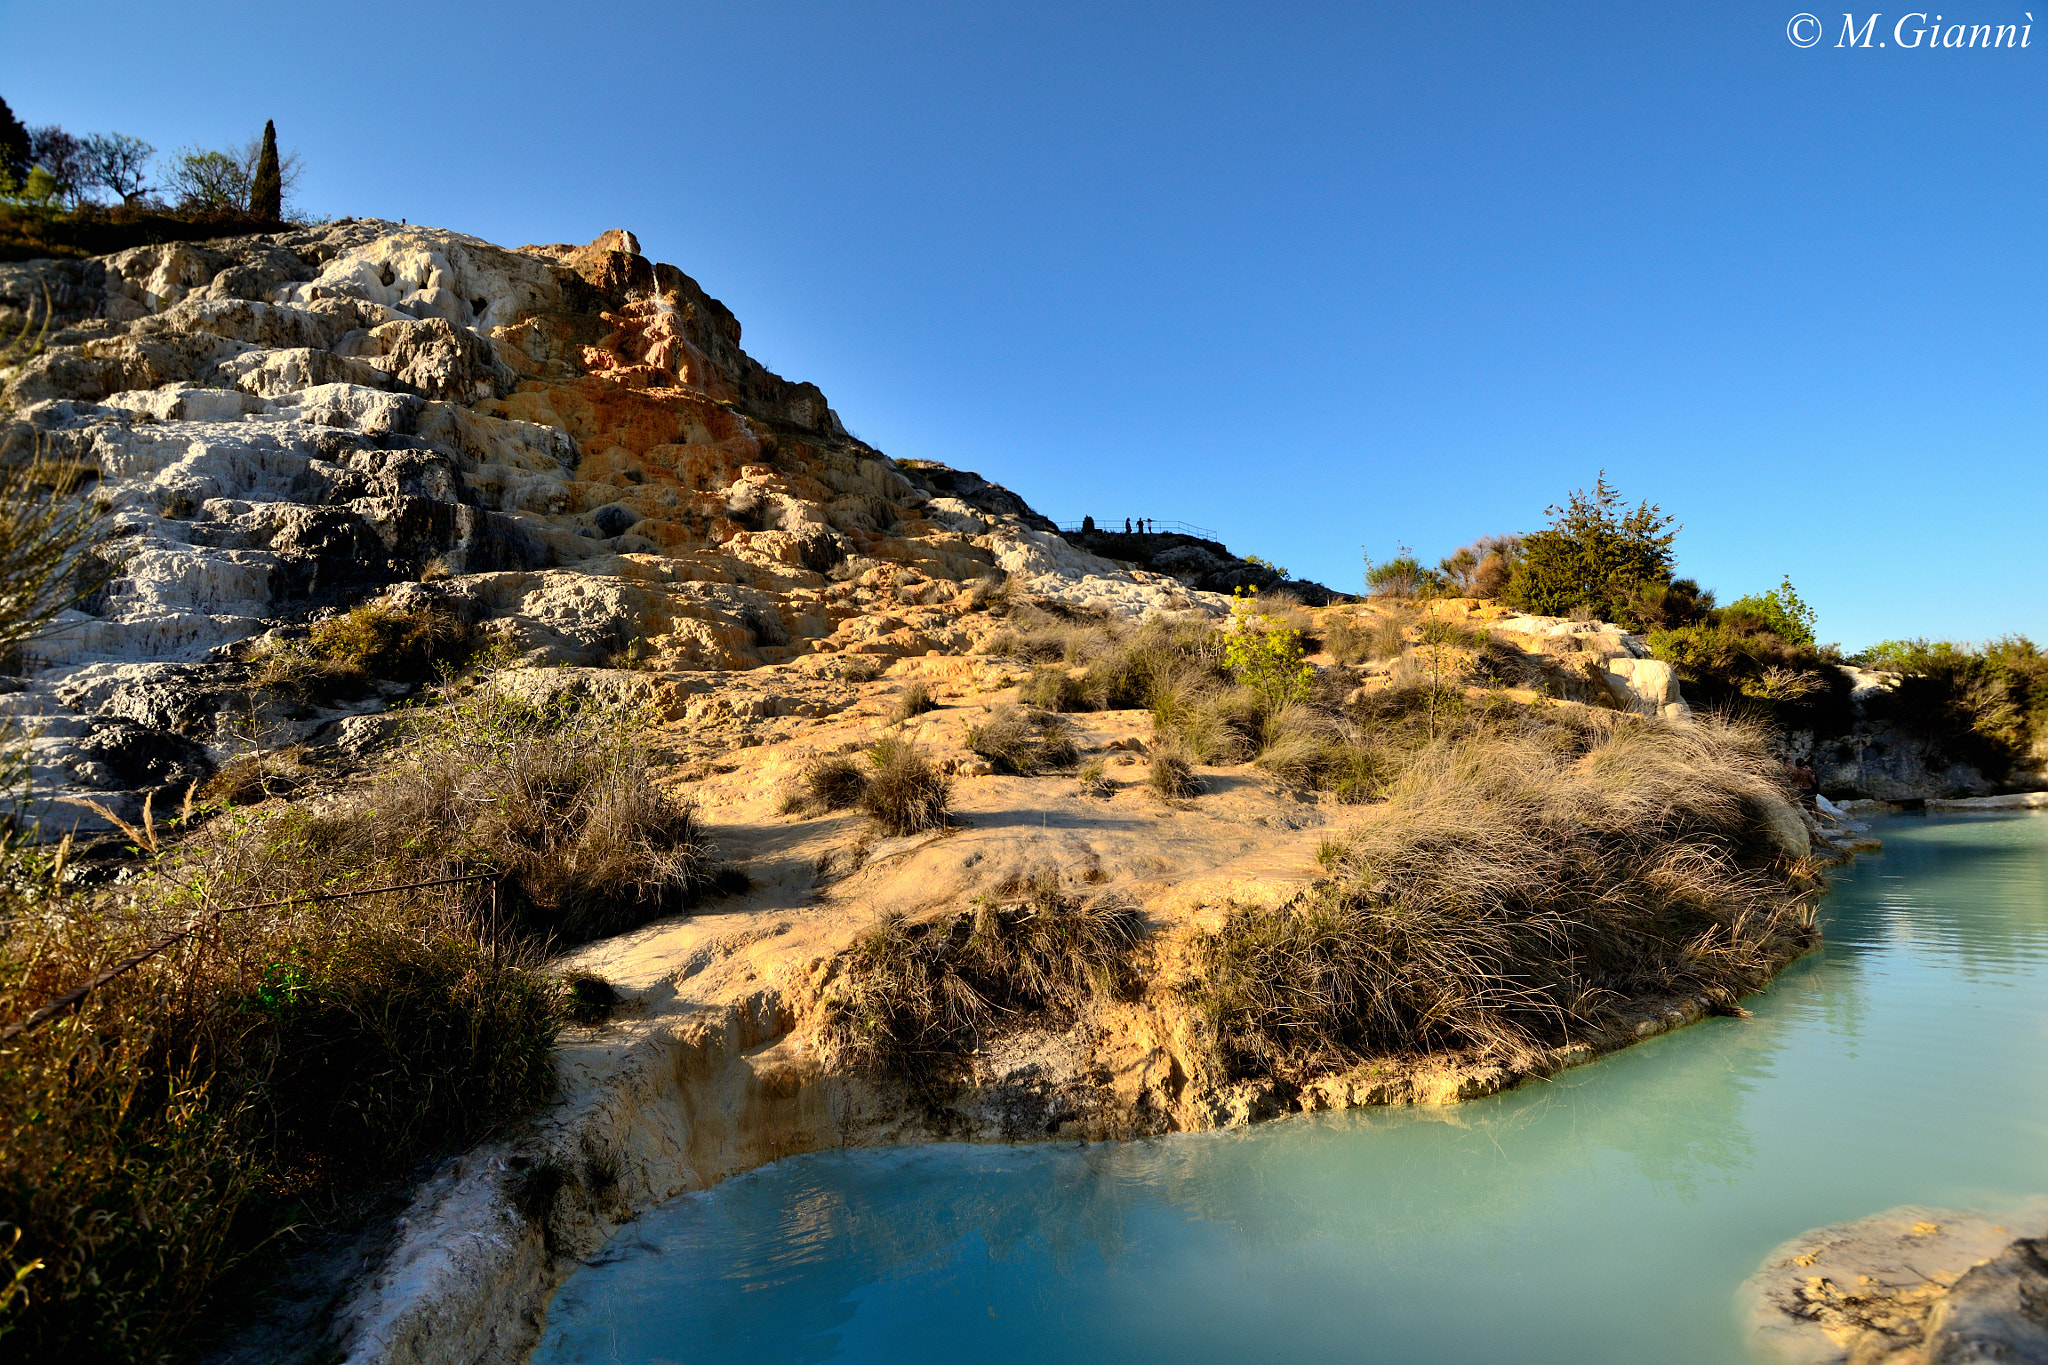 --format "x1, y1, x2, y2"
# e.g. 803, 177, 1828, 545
1055, 519, 1220, 542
